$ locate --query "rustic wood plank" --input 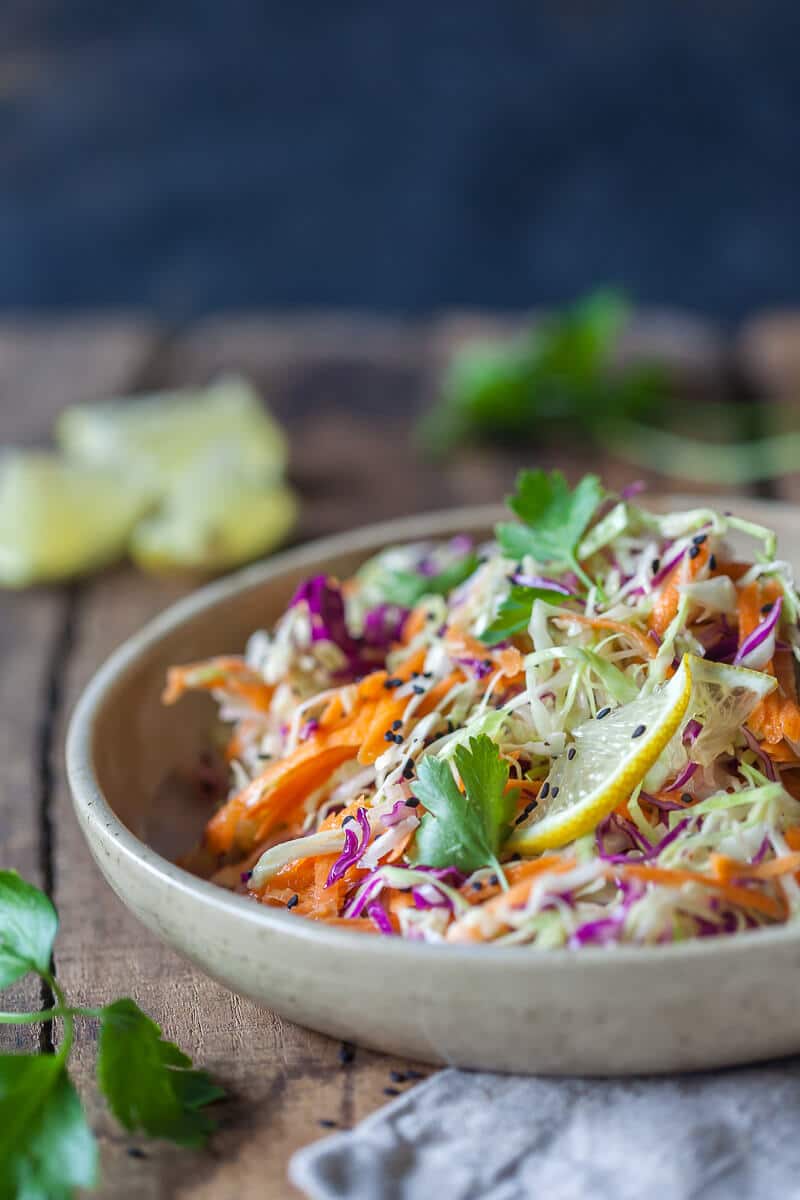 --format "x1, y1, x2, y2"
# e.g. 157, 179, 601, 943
0, 318, 157, 1049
